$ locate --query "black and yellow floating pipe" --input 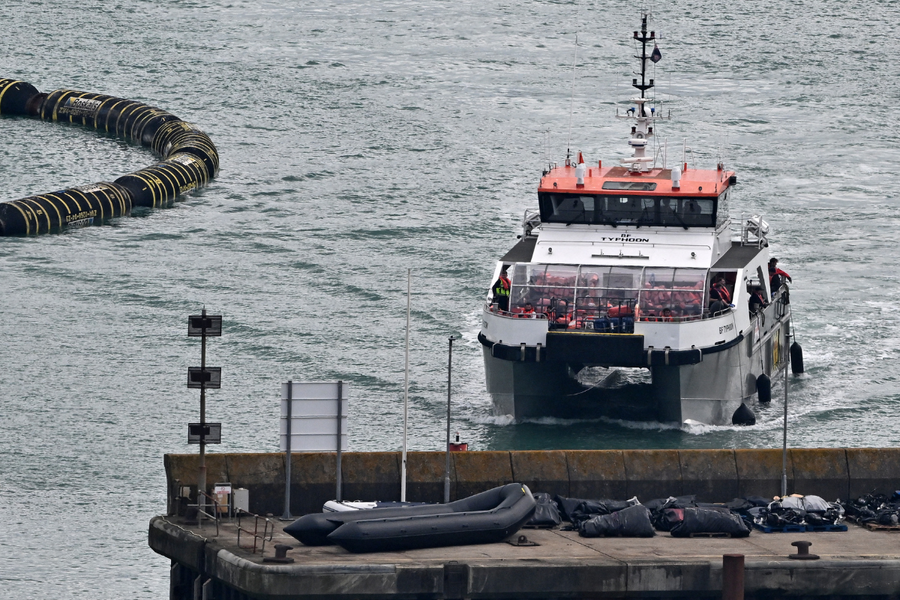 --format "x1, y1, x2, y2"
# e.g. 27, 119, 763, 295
0, 79, 219, 236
